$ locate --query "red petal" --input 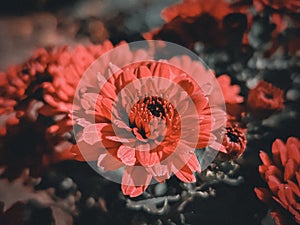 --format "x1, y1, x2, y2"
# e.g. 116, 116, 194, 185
150, 61, 171, 79
287, 143, 300, 165
136, 65, 152, 78
284, 159, 296, 181
276, 186, 289, 207
272, 139, 282, 166
119, 68, 136, 88
265, 165, 282, 180
286, 137, 300, 149
259, 165, 268, 178
273, 139, 287, 166
172, 153, 197, 183
267, 175, 281, 194
260, 151, 272, 166
186, 154, 201, 172
296, 172, 300, 186
146, 164, 171, 182
270, 210, 289, 225
135, 145, 160, 167
117, 145, 136, 166
98, 153, 124, 171
254, 187, 272, 203
71, 141, 103, 161
121, 166, 152, 197
285, 186, 296, 206
287, 180, 300, 197
82, 123, 114, 145
174, 164, 196, 183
